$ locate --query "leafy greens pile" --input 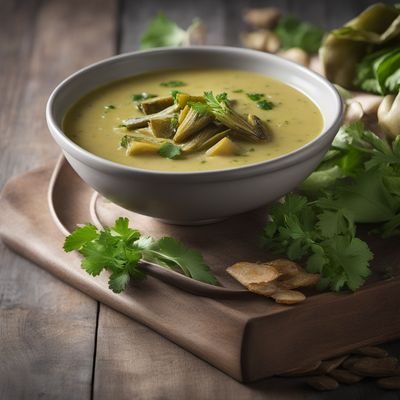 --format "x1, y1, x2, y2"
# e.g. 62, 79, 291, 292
320, 3, 400, 92
64, 217, 217, 293
262, 122, 400, 291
